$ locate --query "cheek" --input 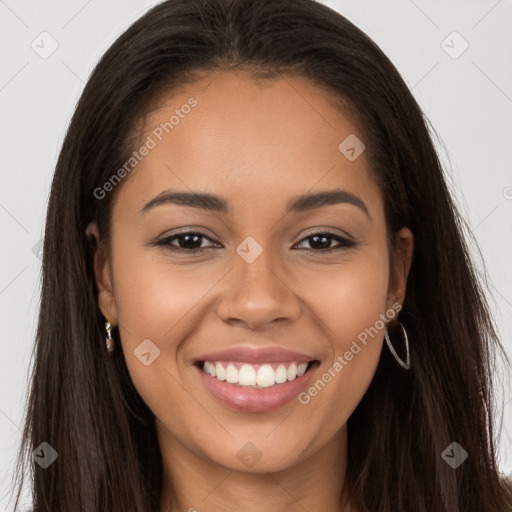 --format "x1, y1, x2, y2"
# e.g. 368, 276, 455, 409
305, 252, 390, 344
110, 250, 204, 435
112, 243, 210, 342
108, 243, 210, 407
296, 254, 389, 415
